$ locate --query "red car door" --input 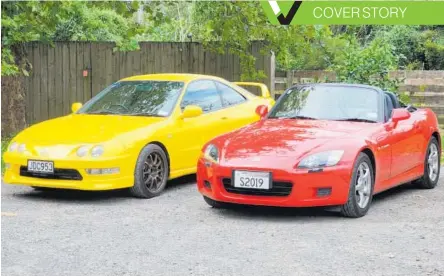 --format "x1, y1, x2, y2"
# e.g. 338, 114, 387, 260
373, 126, 392, 190
389, 110, 422, 178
